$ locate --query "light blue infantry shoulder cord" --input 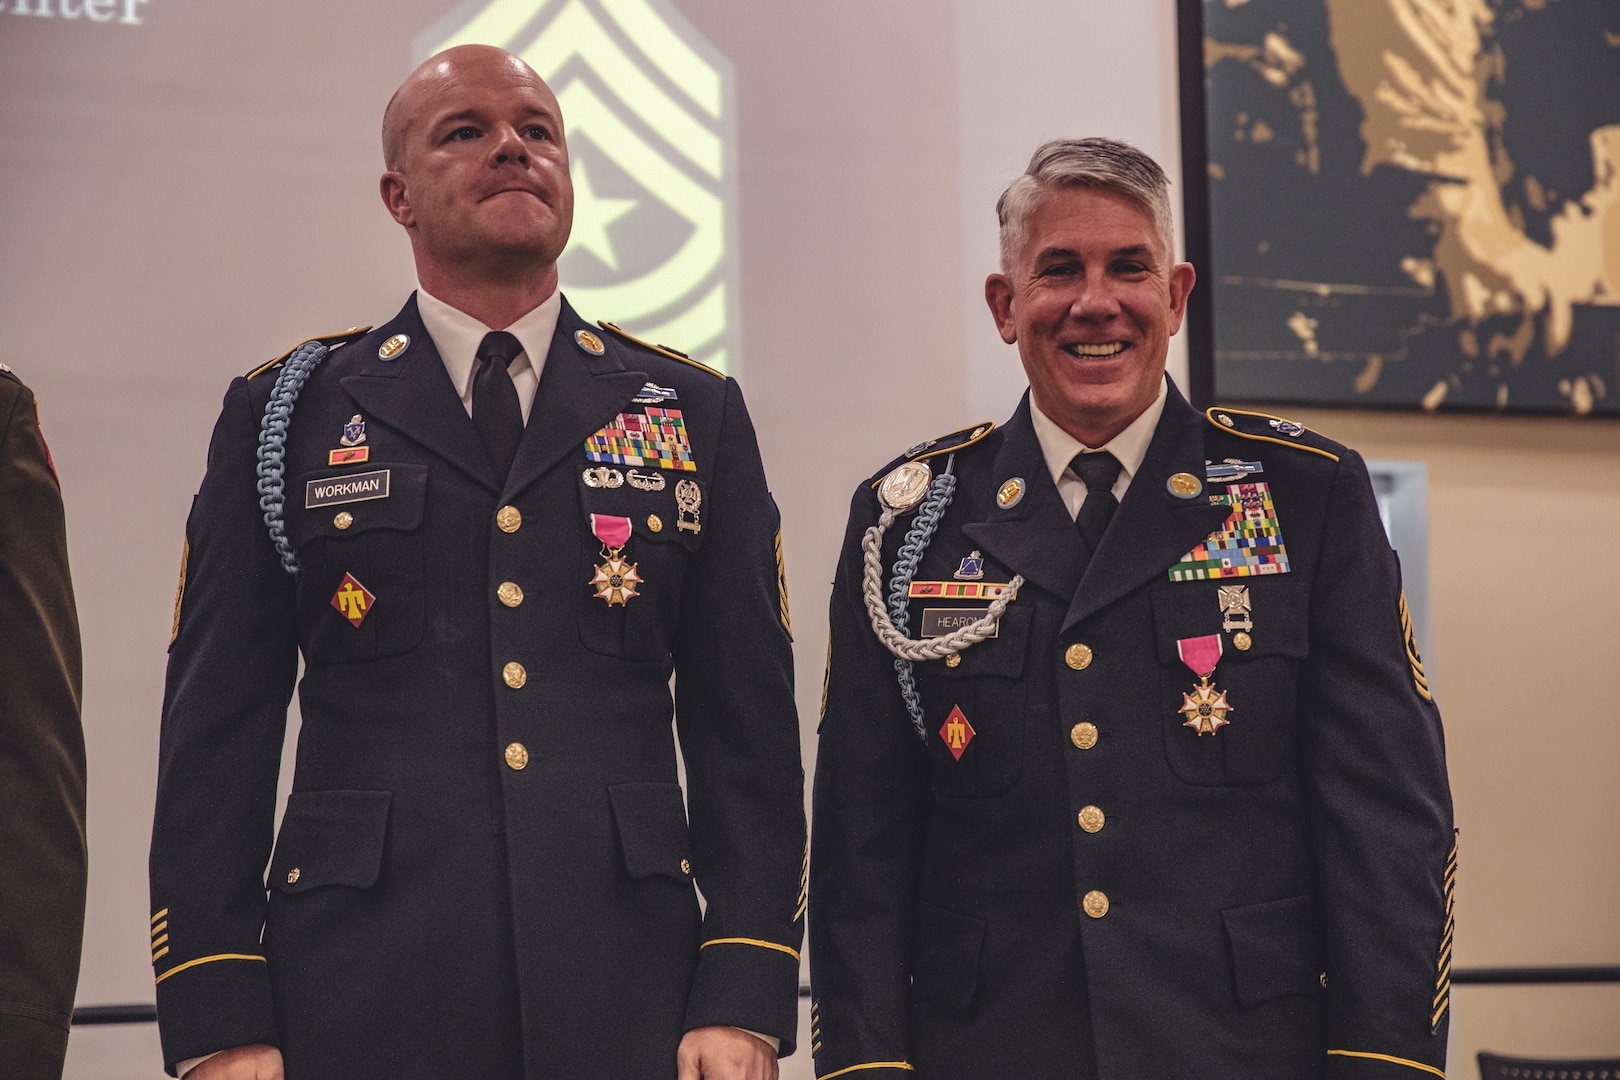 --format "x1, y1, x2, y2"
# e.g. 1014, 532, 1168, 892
861, 454, 1024, 742
254, 340, 330, 575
